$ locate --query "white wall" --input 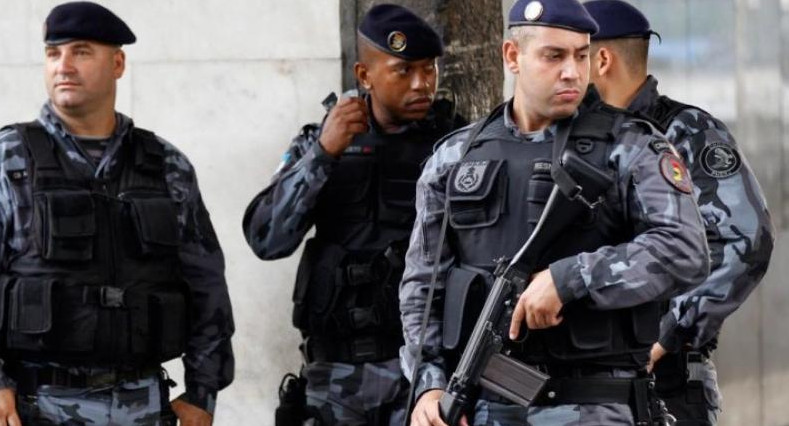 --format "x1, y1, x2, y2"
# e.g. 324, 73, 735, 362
0, 1, 342, 423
